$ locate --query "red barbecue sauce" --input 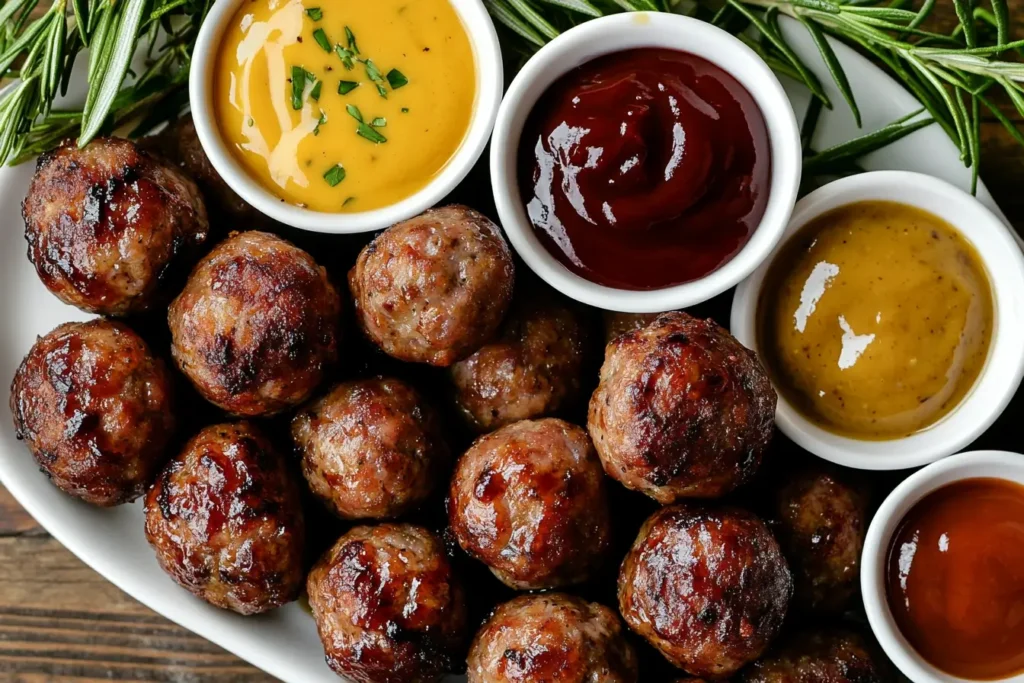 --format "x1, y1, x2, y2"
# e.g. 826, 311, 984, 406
518, 48, 770, 290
